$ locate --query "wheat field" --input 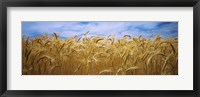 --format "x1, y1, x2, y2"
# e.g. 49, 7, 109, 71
22, 32, 178, 75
